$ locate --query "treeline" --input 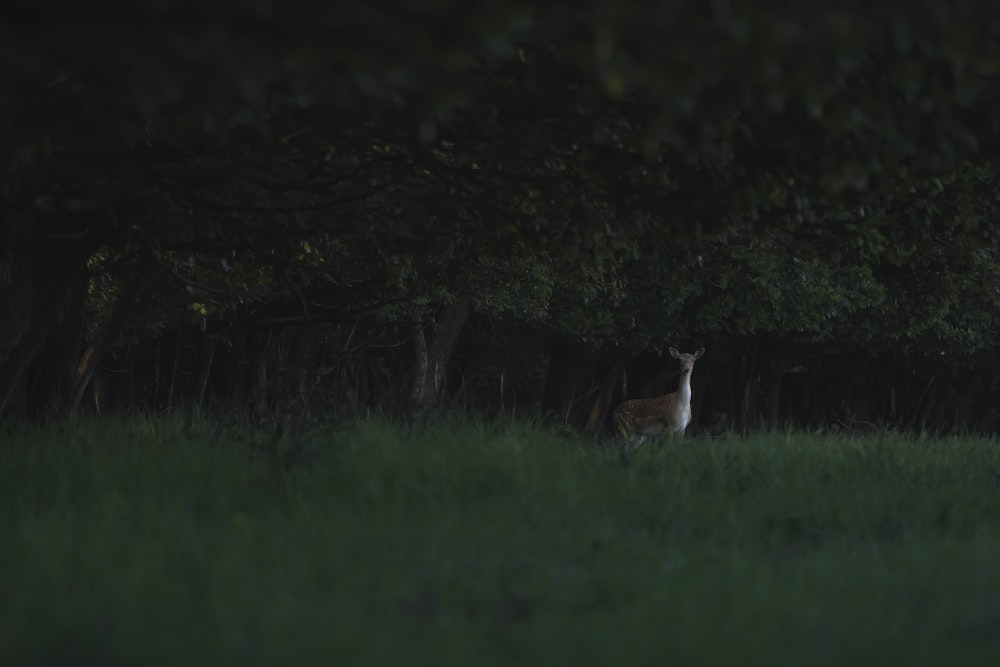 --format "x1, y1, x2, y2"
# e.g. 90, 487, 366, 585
2, 1, 1000, 432
65, 223, 1000, 436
